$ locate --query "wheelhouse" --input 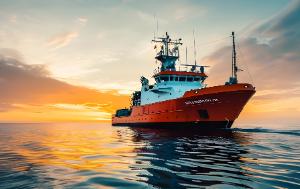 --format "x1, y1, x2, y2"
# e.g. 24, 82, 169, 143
153, 71, 207, 84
